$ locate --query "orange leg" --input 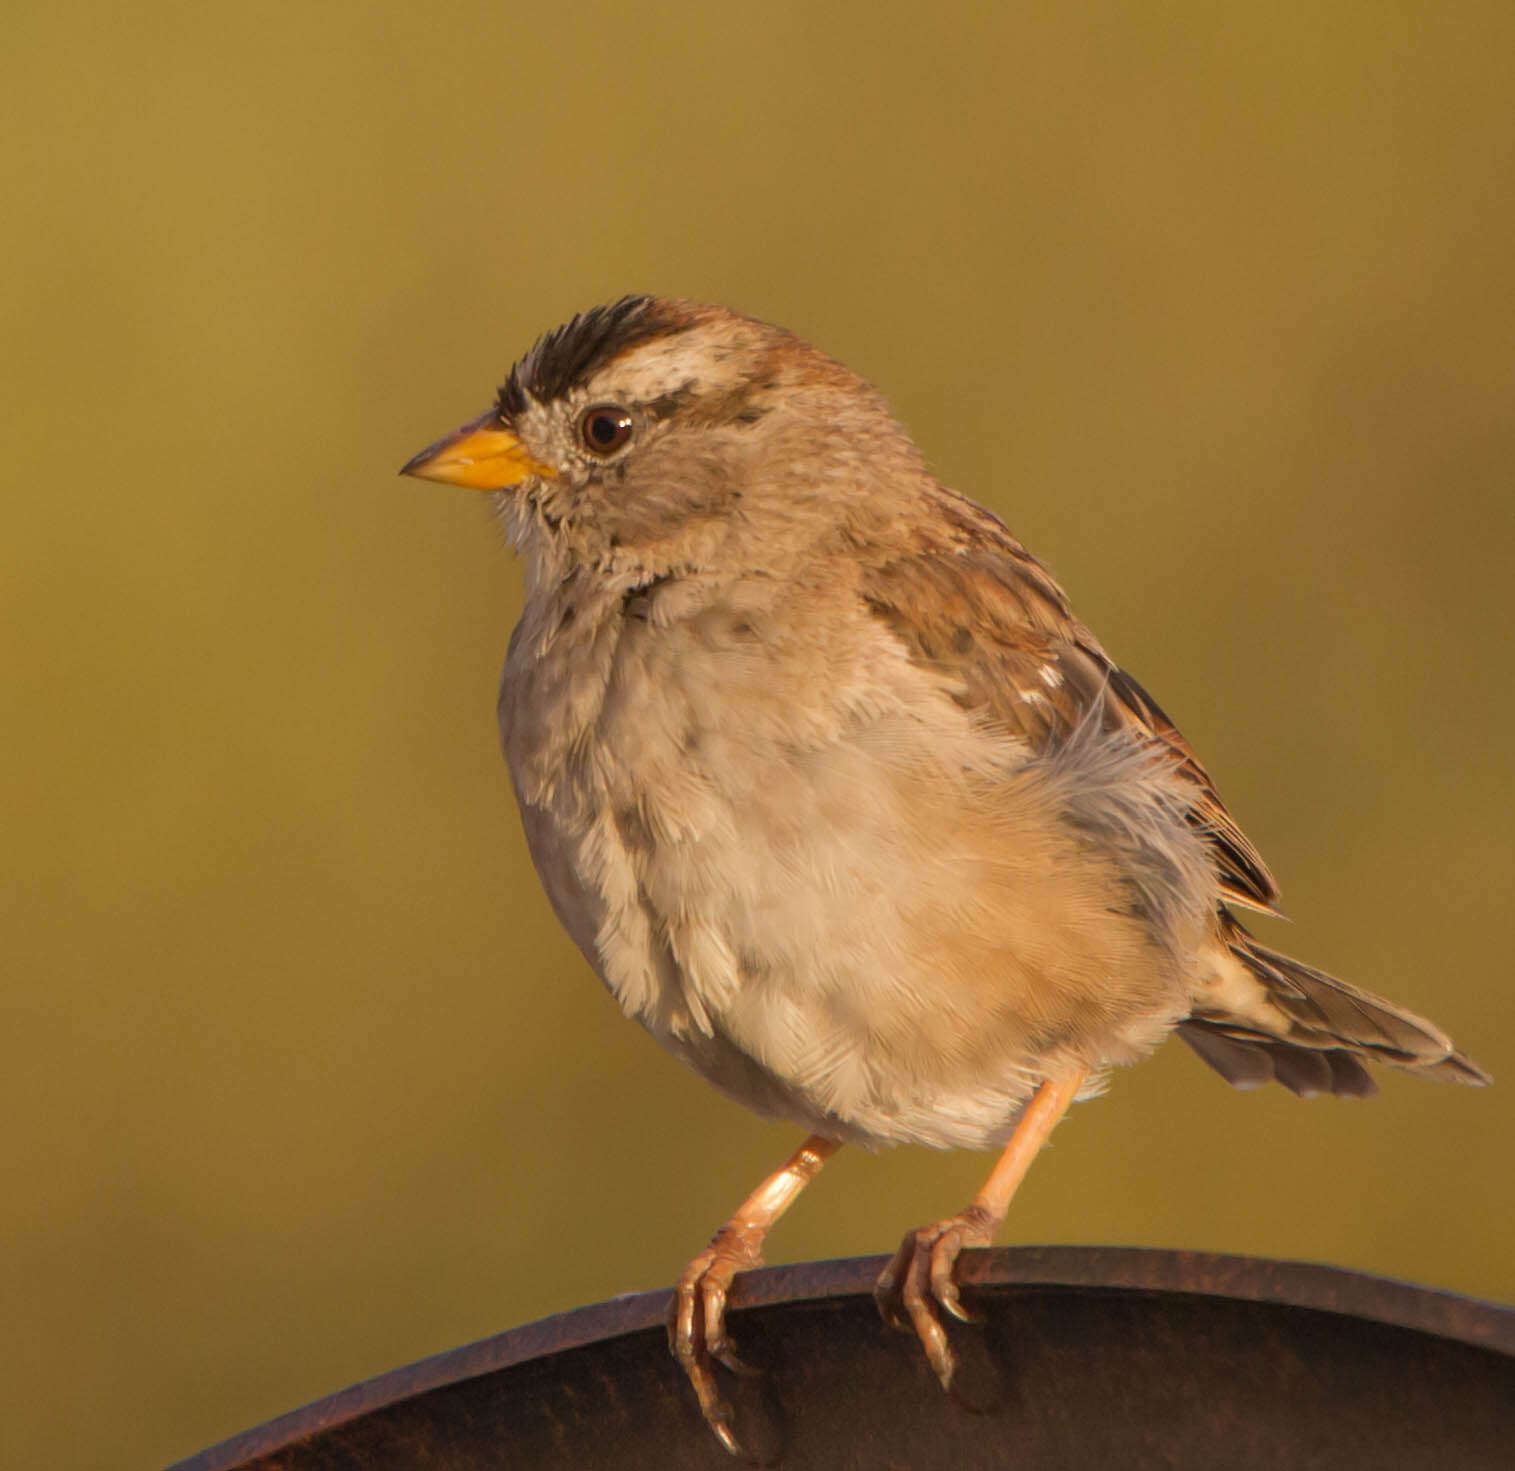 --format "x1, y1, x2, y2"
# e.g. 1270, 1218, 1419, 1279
874, 1070, 1087, 1390
669, 1134, 839, 1456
